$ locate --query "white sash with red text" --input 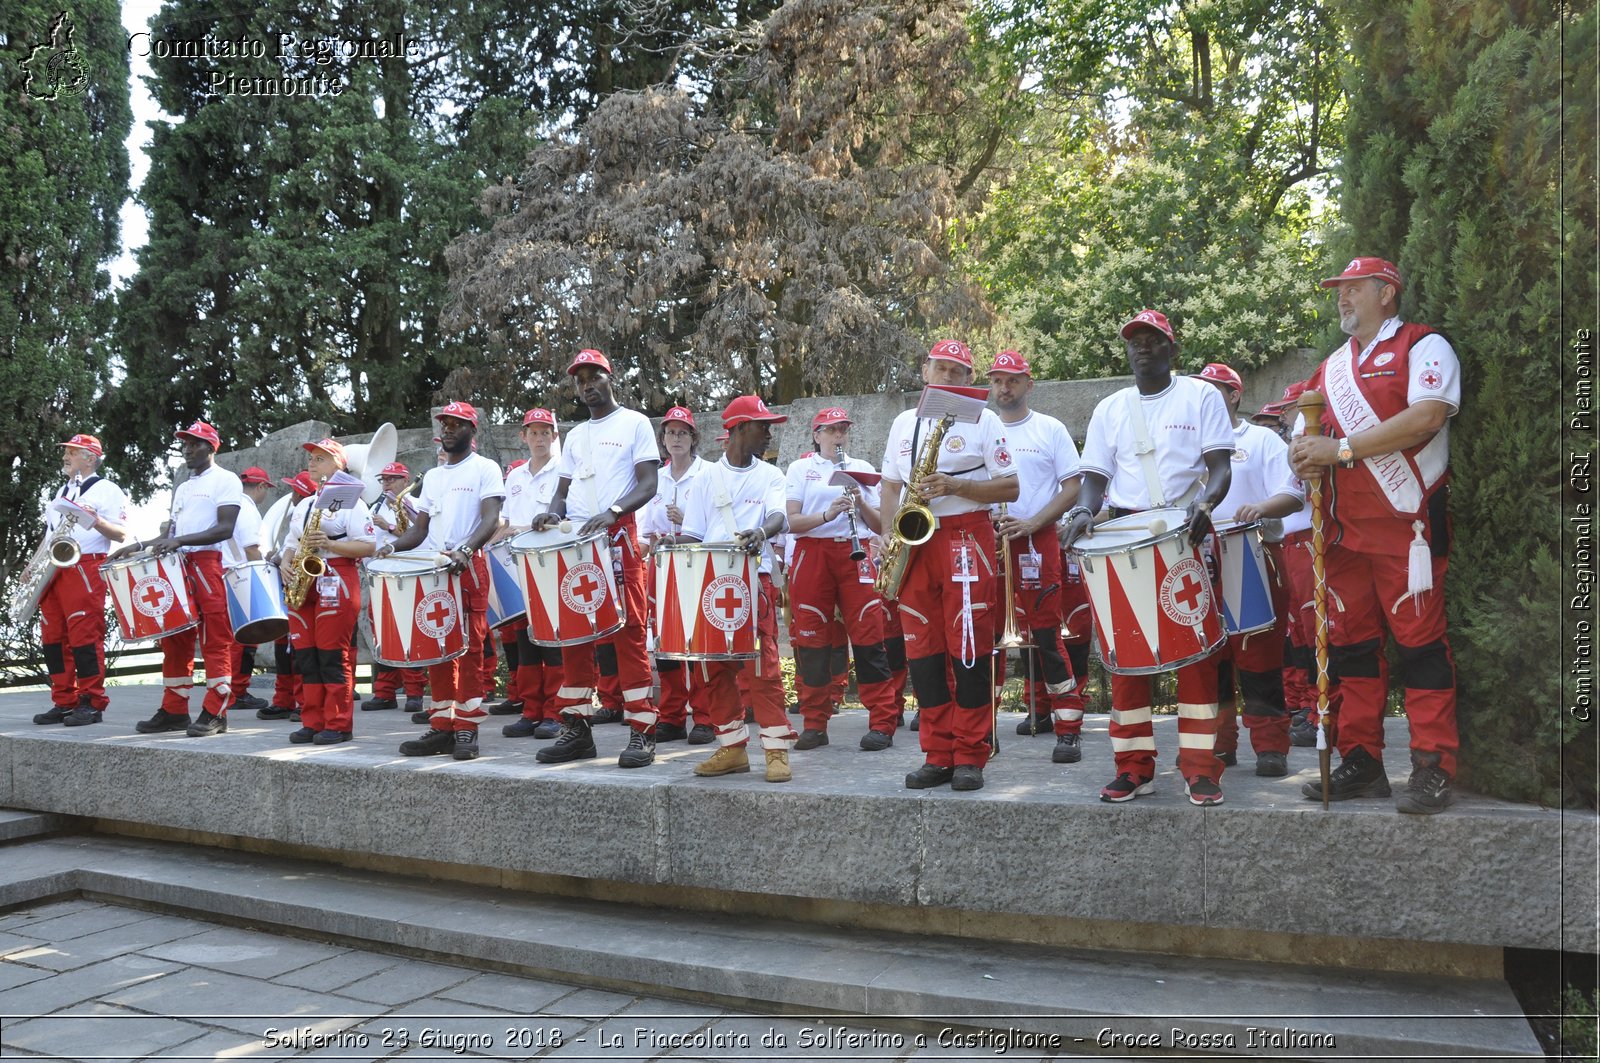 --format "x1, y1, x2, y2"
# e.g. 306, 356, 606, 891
1323, 348, 1426, 515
